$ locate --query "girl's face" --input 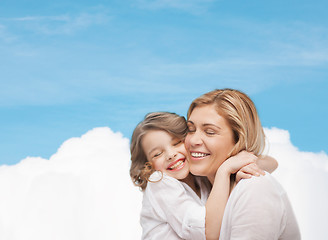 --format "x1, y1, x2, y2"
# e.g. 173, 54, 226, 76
142, 130, 190, 180
185, 104, 235, 181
